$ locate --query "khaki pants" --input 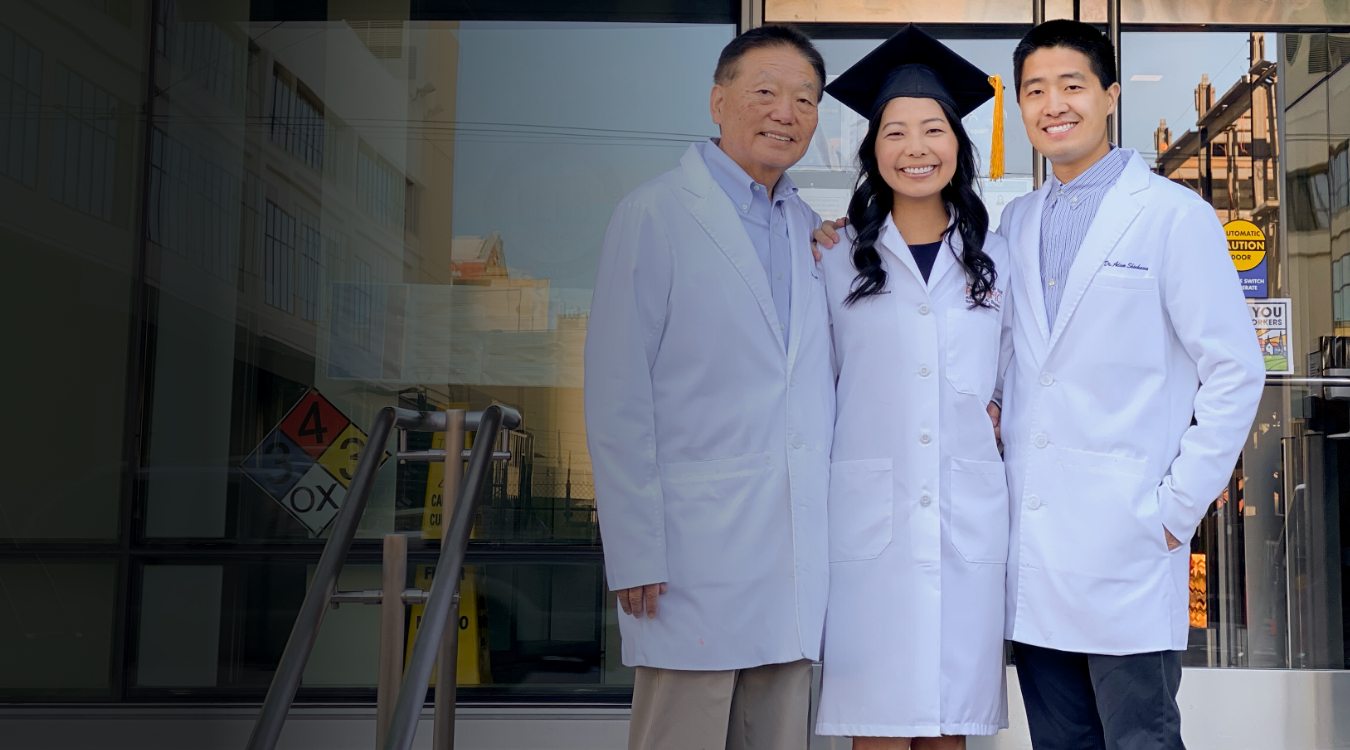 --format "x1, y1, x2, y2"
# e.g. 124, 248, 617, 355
628, 659, 812, 750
